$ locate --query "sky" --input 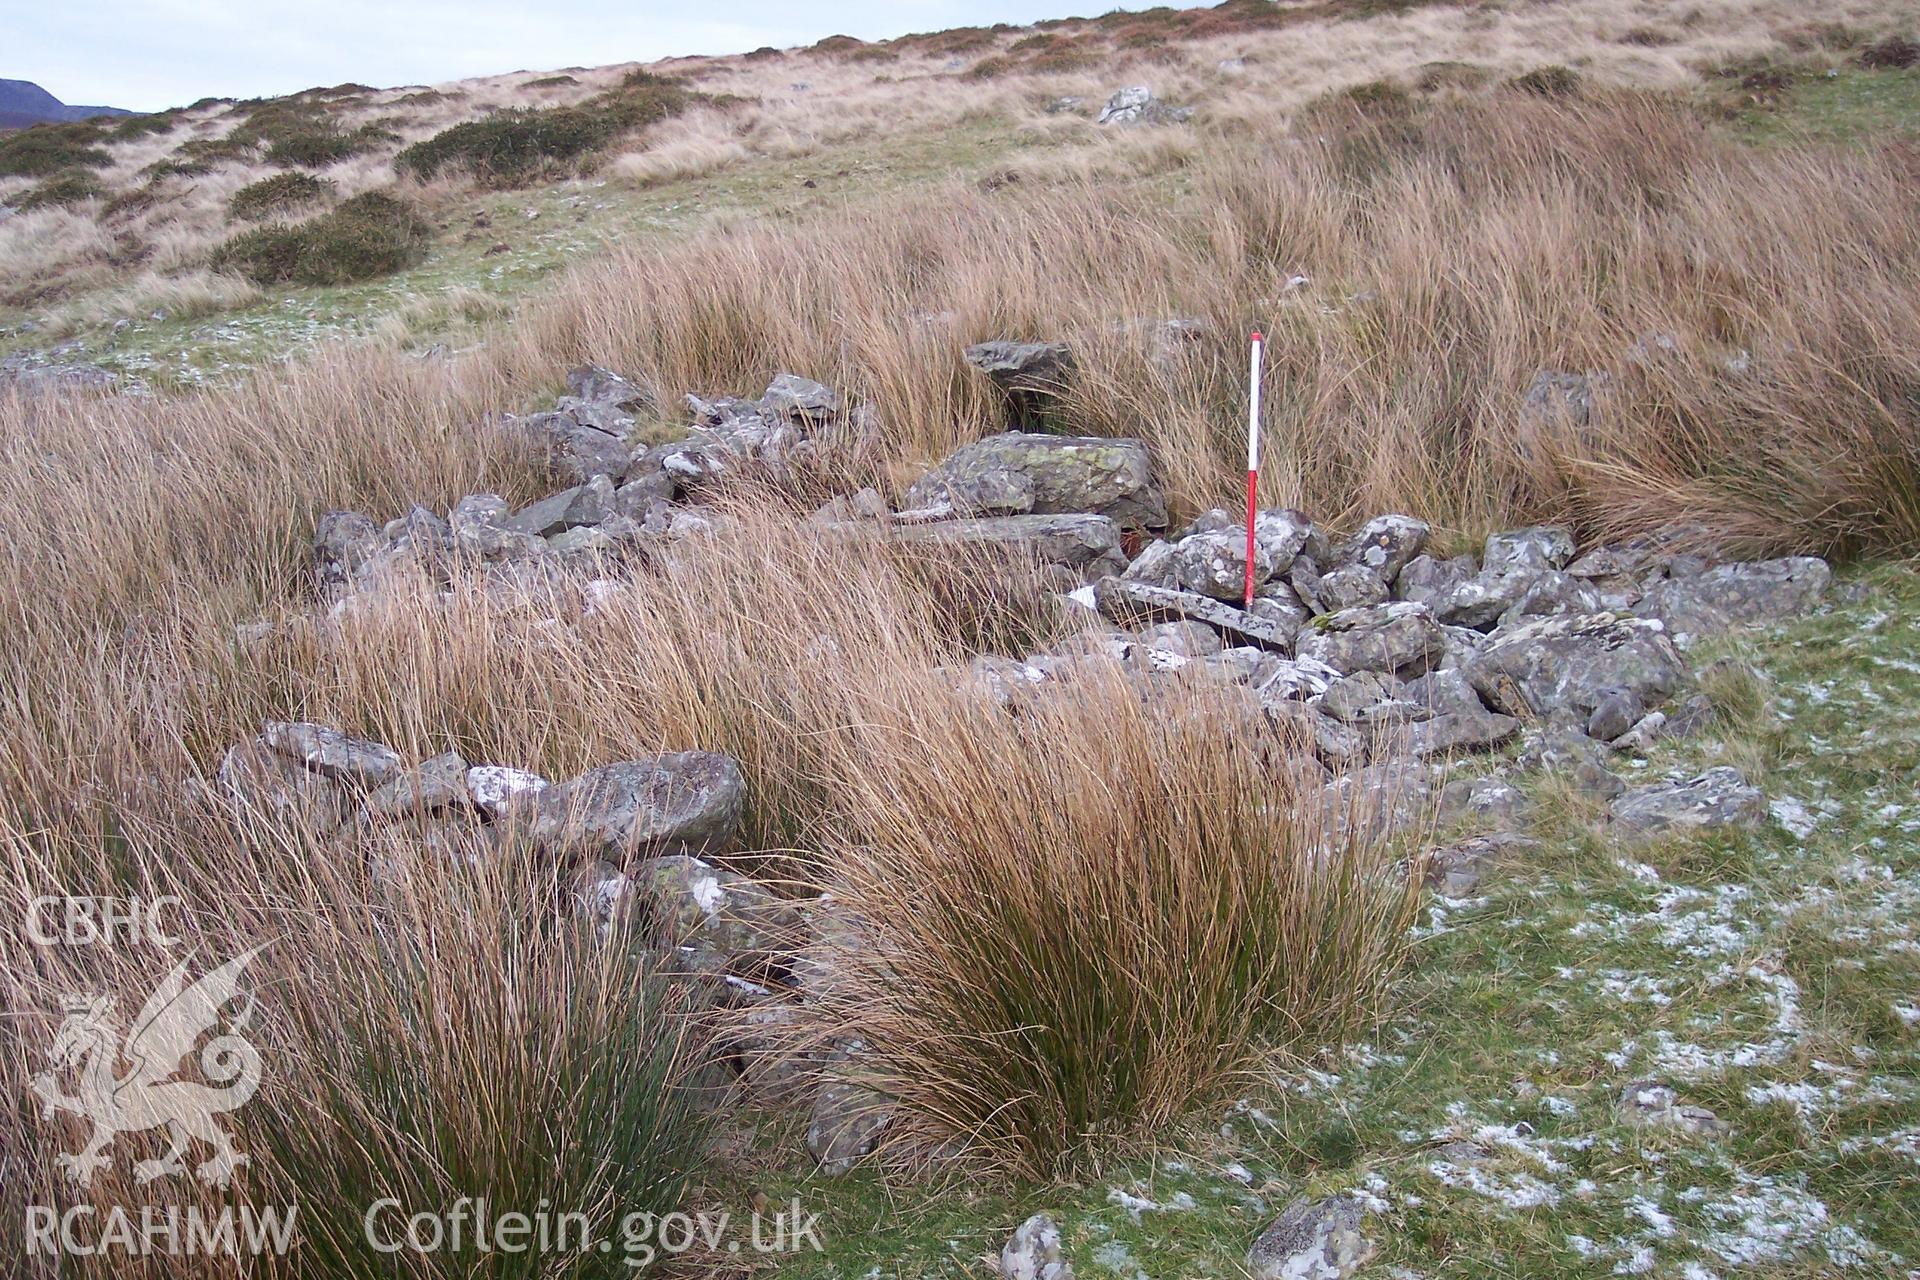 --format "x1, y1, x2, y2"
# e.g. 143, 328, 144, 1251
13, 0, 1158, 112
